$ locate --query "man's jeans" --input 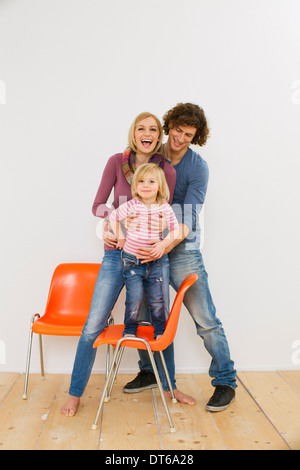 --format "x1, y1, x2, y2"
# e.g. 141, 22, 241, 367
138, 243, 237, 389
122, 252, 166, 337
69, 250, 175, 397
